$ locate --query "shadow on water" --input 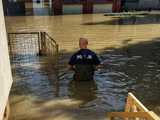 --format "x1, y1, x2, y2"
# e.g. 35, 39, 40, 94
58, 37, 160, 114
10, 37, 160, 120
82, 14, 160, 25
99, 38, 160, 112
